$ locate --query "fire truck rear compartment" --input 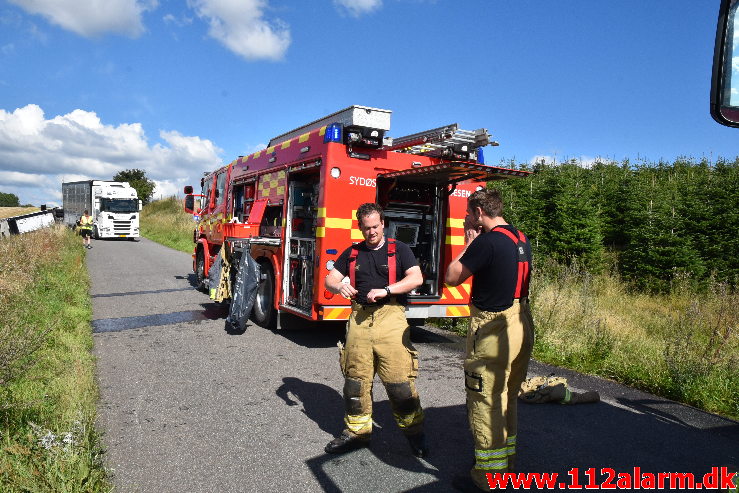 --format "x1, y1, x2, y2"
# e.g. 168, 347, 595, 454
378, 180, 445, 299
